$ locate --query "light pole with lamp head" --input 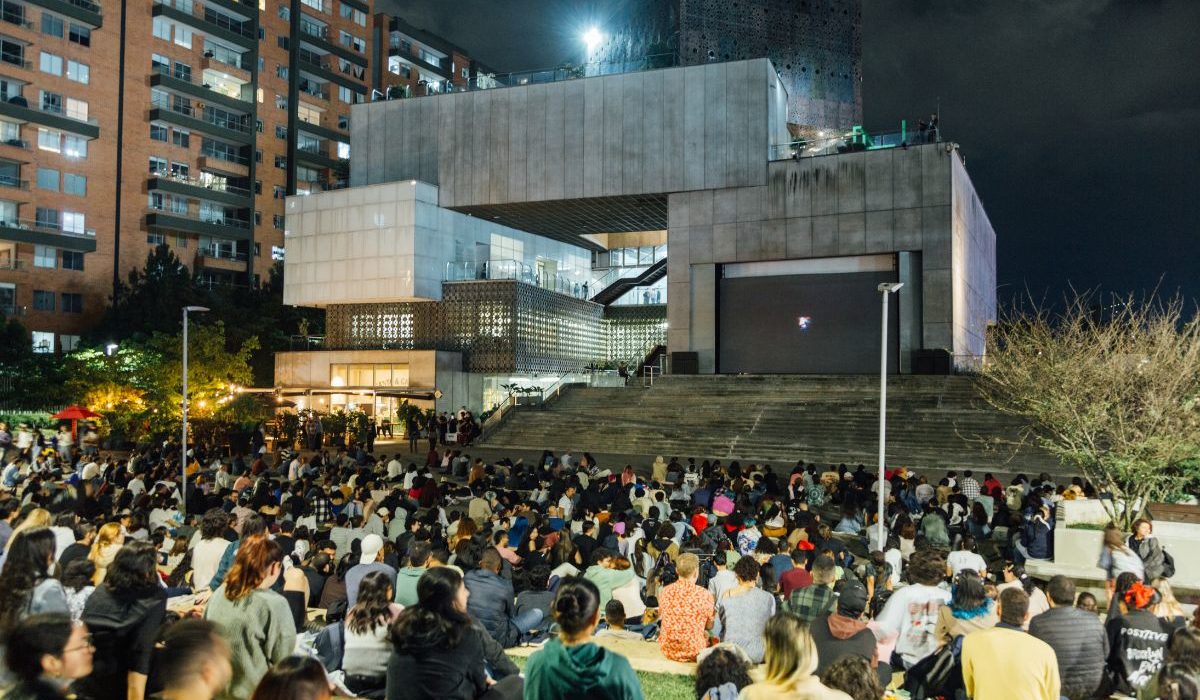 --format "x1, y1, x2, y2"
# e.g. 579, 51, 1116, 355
181, 305, 209, 516
875, 282, 903, 548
